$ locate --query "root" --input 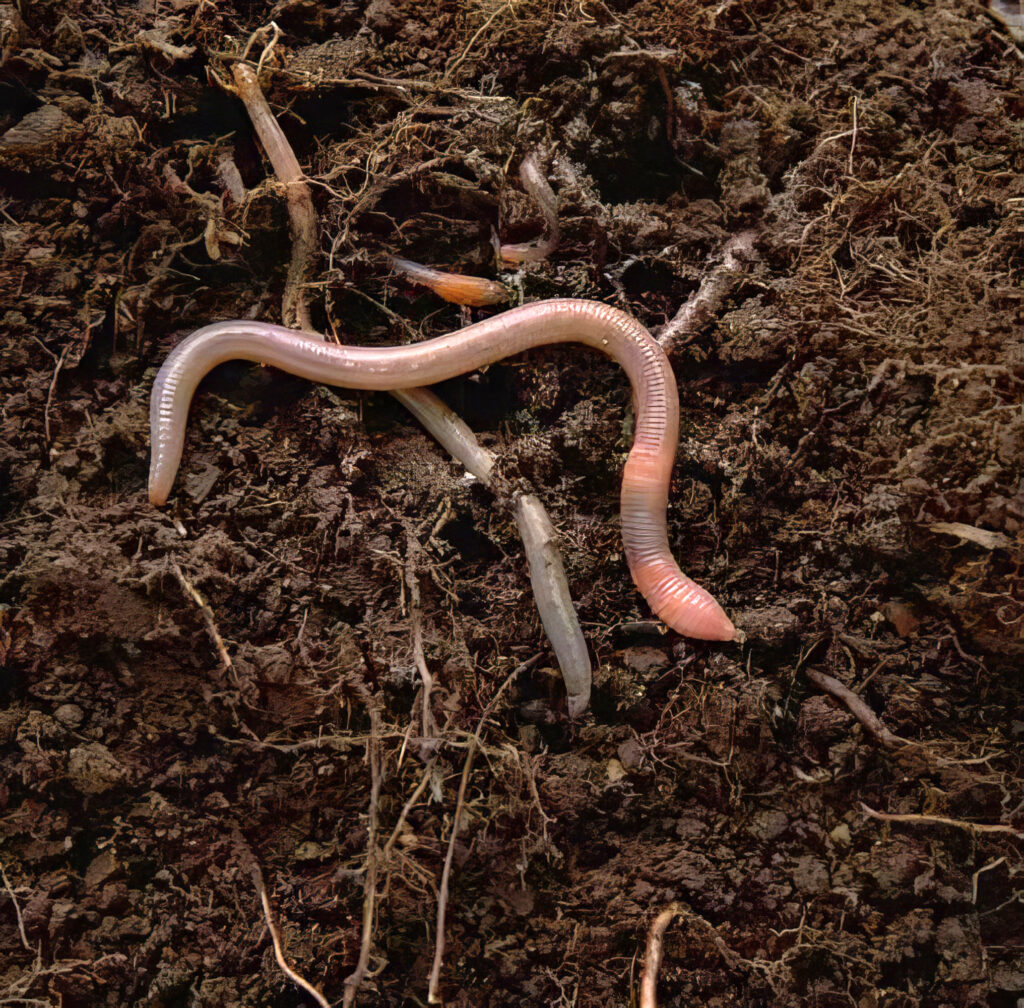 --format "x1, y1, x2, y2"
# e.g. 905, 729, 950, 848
427, 658, 527, 1003
253, 867, 331, 1008
228, 58, 317, 331
0, 859, 30, 951
343, 707, 383, 1008
860, 802, 1024, 839
171, 564, 234, 678
805, 668, 902, 748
